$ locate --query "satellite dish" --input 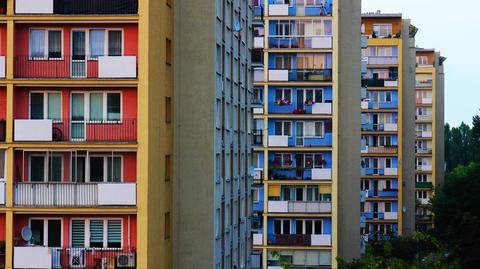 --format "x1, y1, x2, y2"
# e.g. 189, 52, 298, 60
21, 226, 32, 242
